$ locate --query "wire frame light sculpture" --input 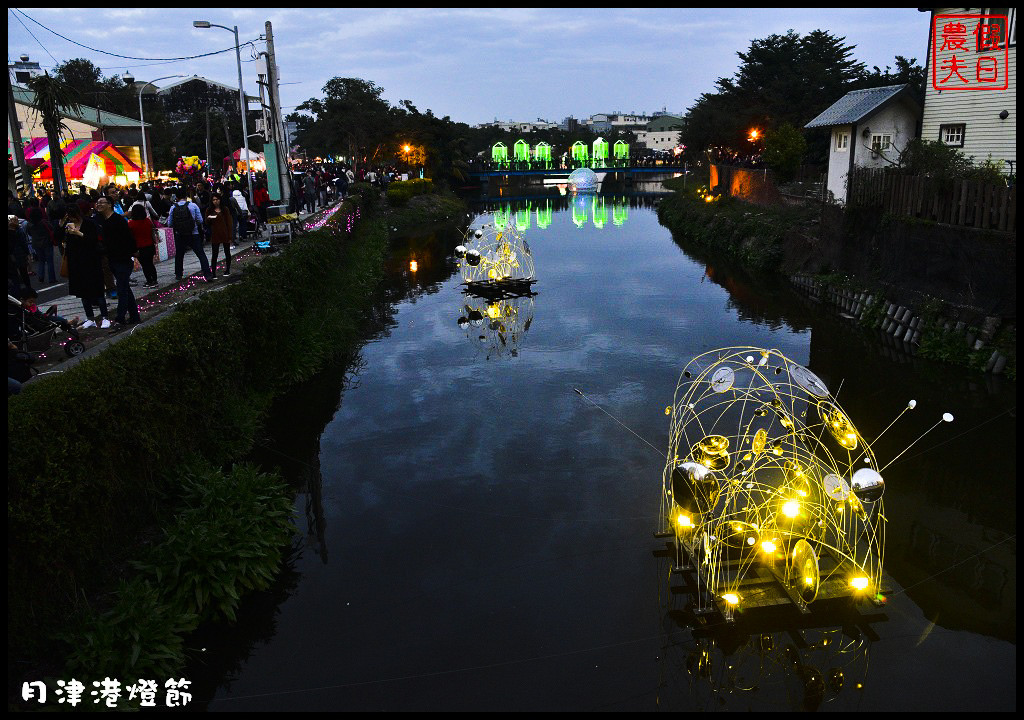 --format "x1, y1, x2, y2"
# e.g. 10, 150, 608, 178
592, 136, 609, 164
455, 219, 536, 292
660, 347, 886, 621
